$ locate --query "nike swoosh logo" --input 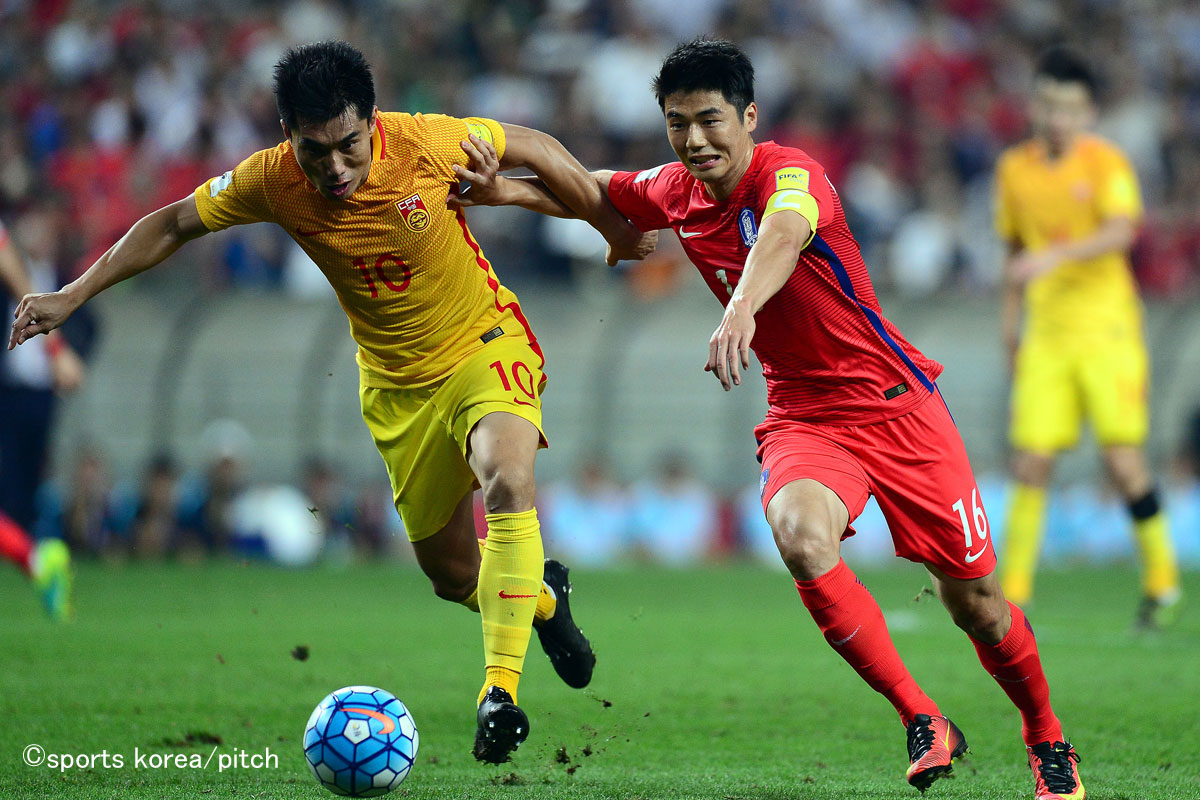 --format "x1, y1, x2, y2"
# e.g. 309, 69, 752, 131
296, 227, 336, 237
830, 625, 861, 646
498, 590, 538, 599
679, 228, 703, 238
343, 707, 395, 734
965, 542, 989, 563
